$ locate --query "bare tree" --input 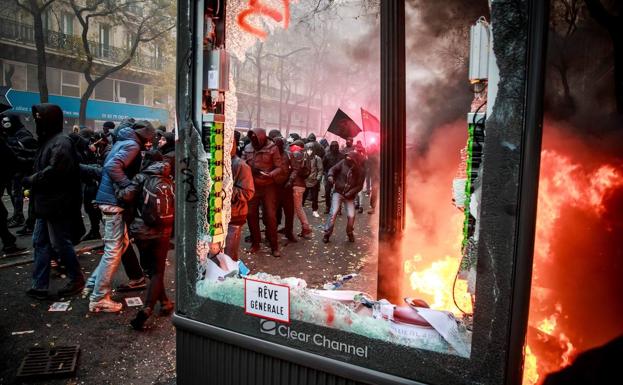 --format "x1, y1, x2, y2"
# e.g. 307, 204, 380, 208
585, 0, 623, 113
68, 0, 175, 125
13, 0, 57, 103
